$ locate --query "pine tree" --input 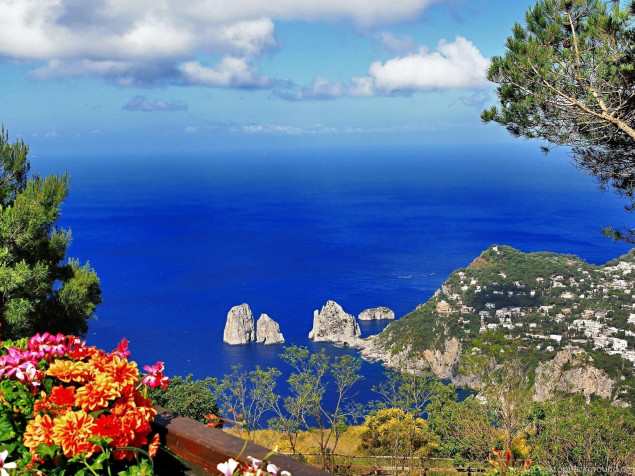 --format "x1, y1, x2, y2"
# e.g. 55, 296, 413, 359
0, 126, 101, 339
482, 0, 635, 242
